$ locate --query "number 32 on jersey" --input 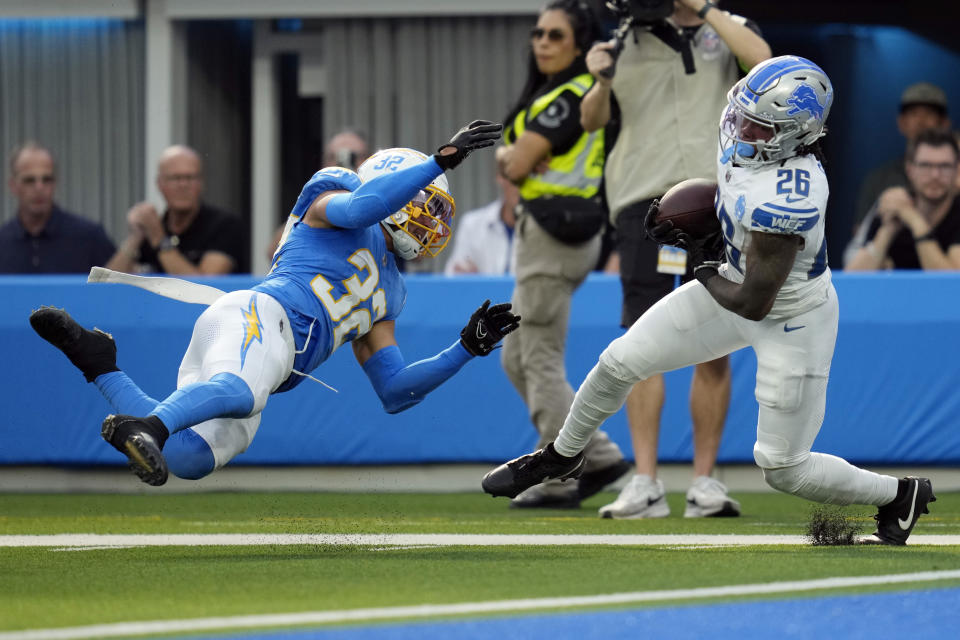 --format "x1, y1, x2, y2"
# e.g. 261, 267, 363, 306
311, 249, 386, 351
